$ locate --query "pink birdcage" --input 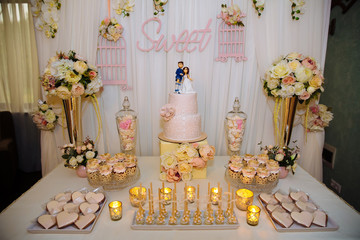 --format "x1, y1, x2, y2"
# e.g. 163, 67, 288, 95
216, 21, 247, 62
96, 36, 129, 89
